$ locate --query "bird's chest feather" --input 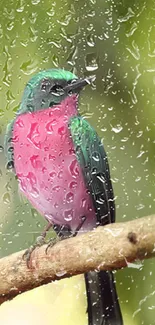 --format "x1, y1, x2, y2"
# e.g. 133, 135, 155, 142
13, 107, 96, 230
